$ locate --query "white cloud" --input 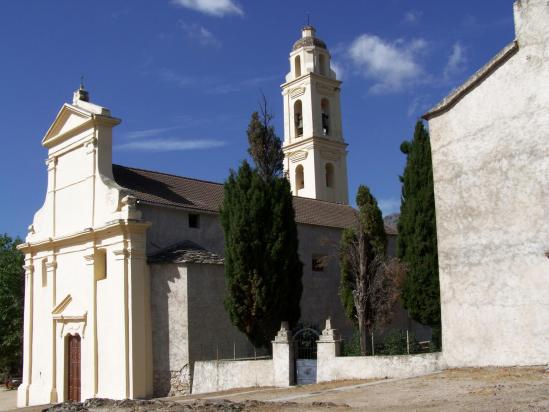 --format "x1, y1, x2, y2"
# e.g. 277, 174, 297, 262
180, 21, 220, 47
157, 68, 204, 87
378, 198, 401, 216
156, 67, 277, 95
404, 10, 423, 24
407, 95, 433, 118
119, 123, 226, 152
330, 61, 344, 80
348, 34, 428, 94
116, 138, 226, 152
171, 0, 243, 17
206, 74, 279, 94
125, 126, 182, 139
444, 42, 467, 79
